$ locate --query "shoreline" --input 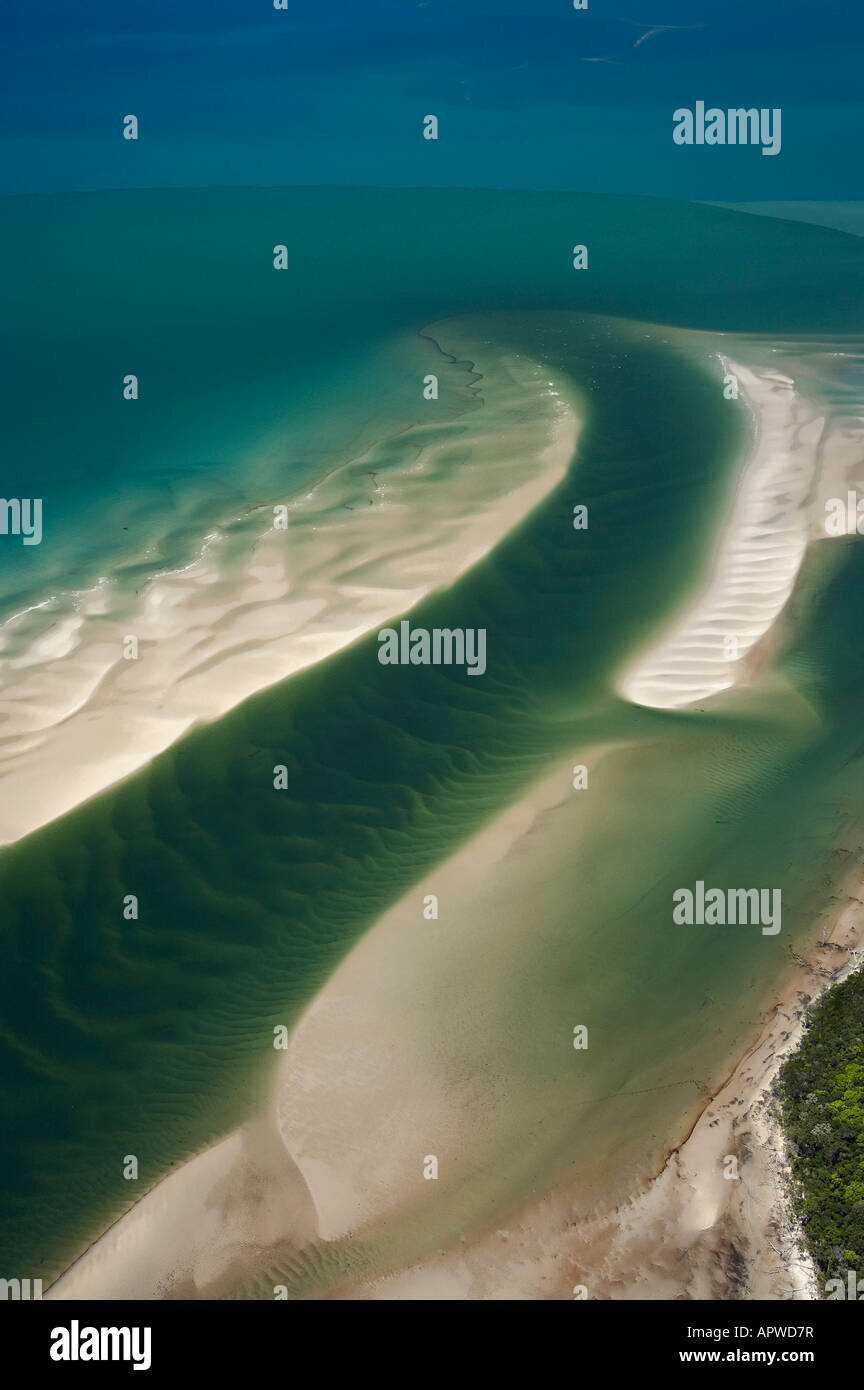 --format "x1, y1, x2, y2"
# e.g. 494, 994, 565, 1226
566, 891, 864, 1302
